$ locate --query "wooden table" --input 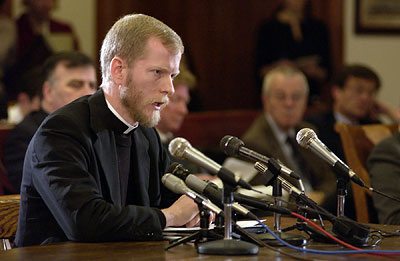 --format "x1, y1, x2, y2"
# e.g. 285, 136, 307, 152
1, 218, 399, 260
